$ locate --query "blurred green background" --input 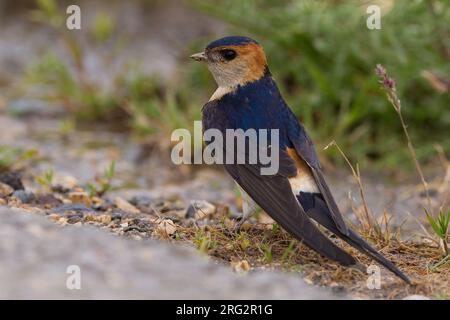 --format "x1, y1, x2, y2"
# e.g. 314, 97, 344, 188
1, 0, 449, 172
194, 0, 450, 169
